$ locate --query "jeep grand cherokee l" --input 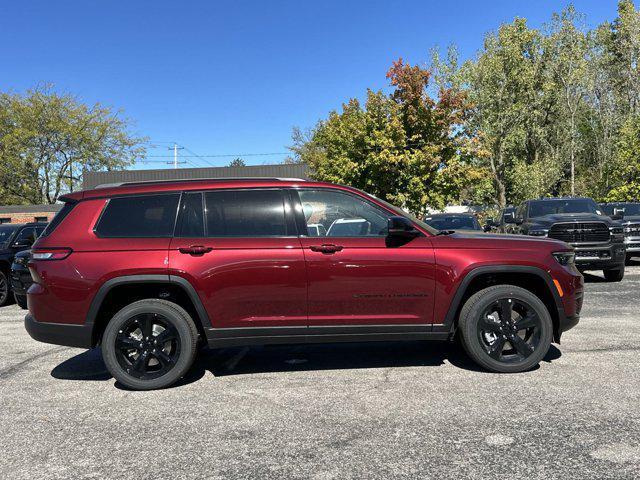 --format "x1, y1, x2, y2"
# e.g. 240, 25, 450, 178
513, 197, 625, 281
24, 179, 582, 390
